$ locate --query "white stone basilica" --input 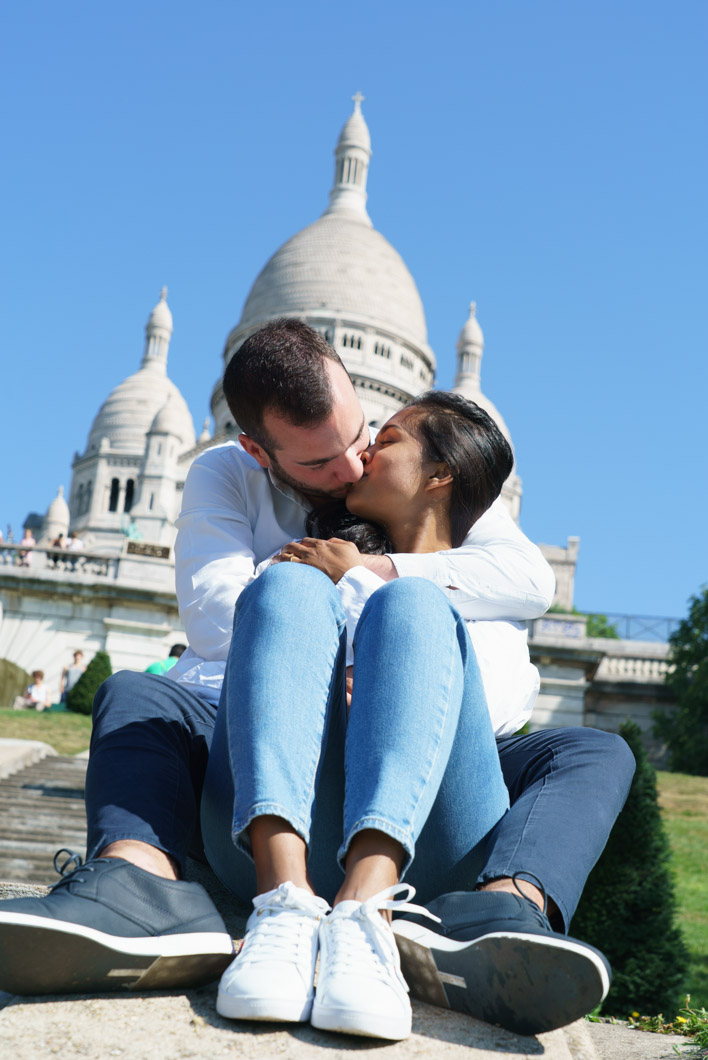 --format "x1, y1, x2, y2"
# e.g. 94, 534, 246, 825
0, 98, 672, 757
